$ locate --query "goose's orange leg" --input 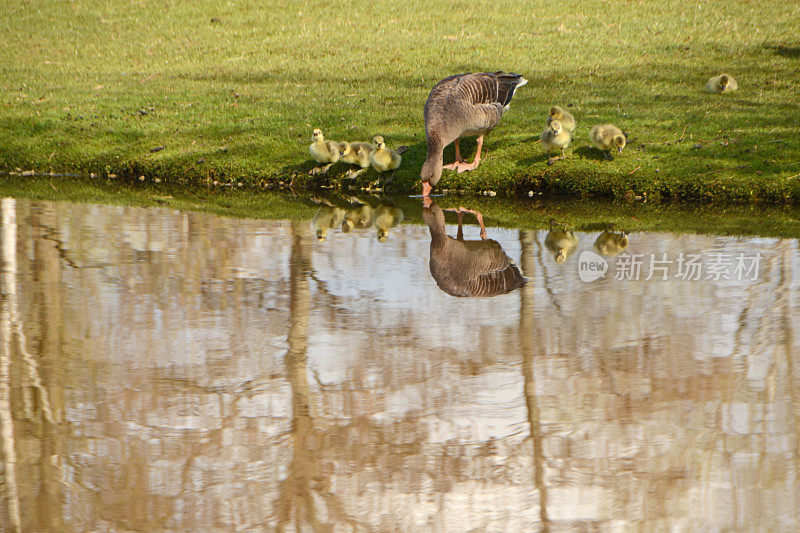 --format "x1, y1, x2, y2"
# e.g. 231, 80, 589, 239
442, 139, 466, 170
455, 136, 484, 173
